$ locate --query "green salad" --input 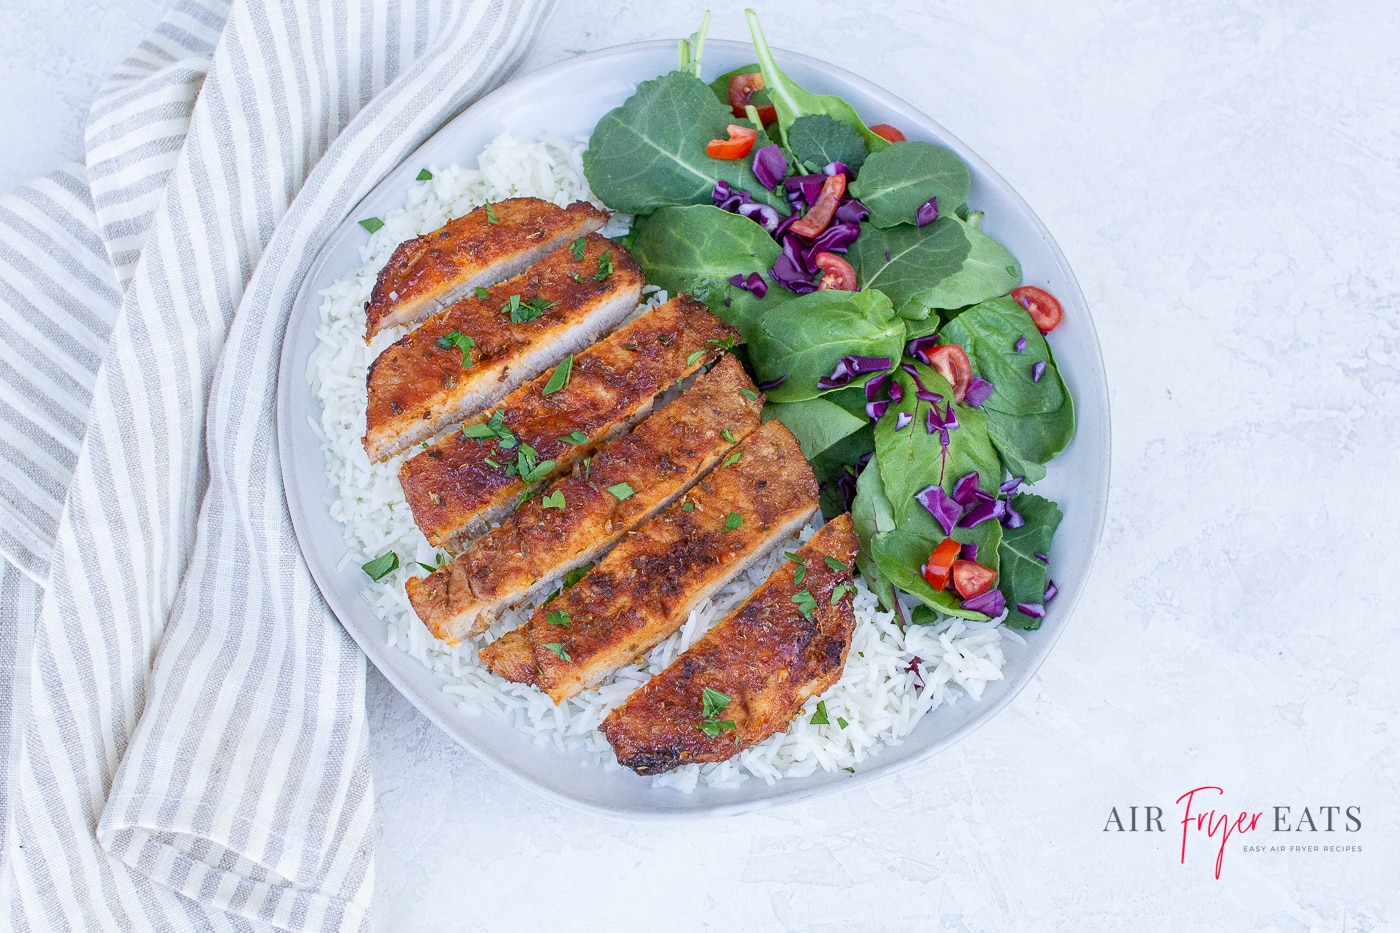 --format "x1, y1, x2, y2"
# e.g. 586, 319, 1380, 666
582, 10, 1074, 629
